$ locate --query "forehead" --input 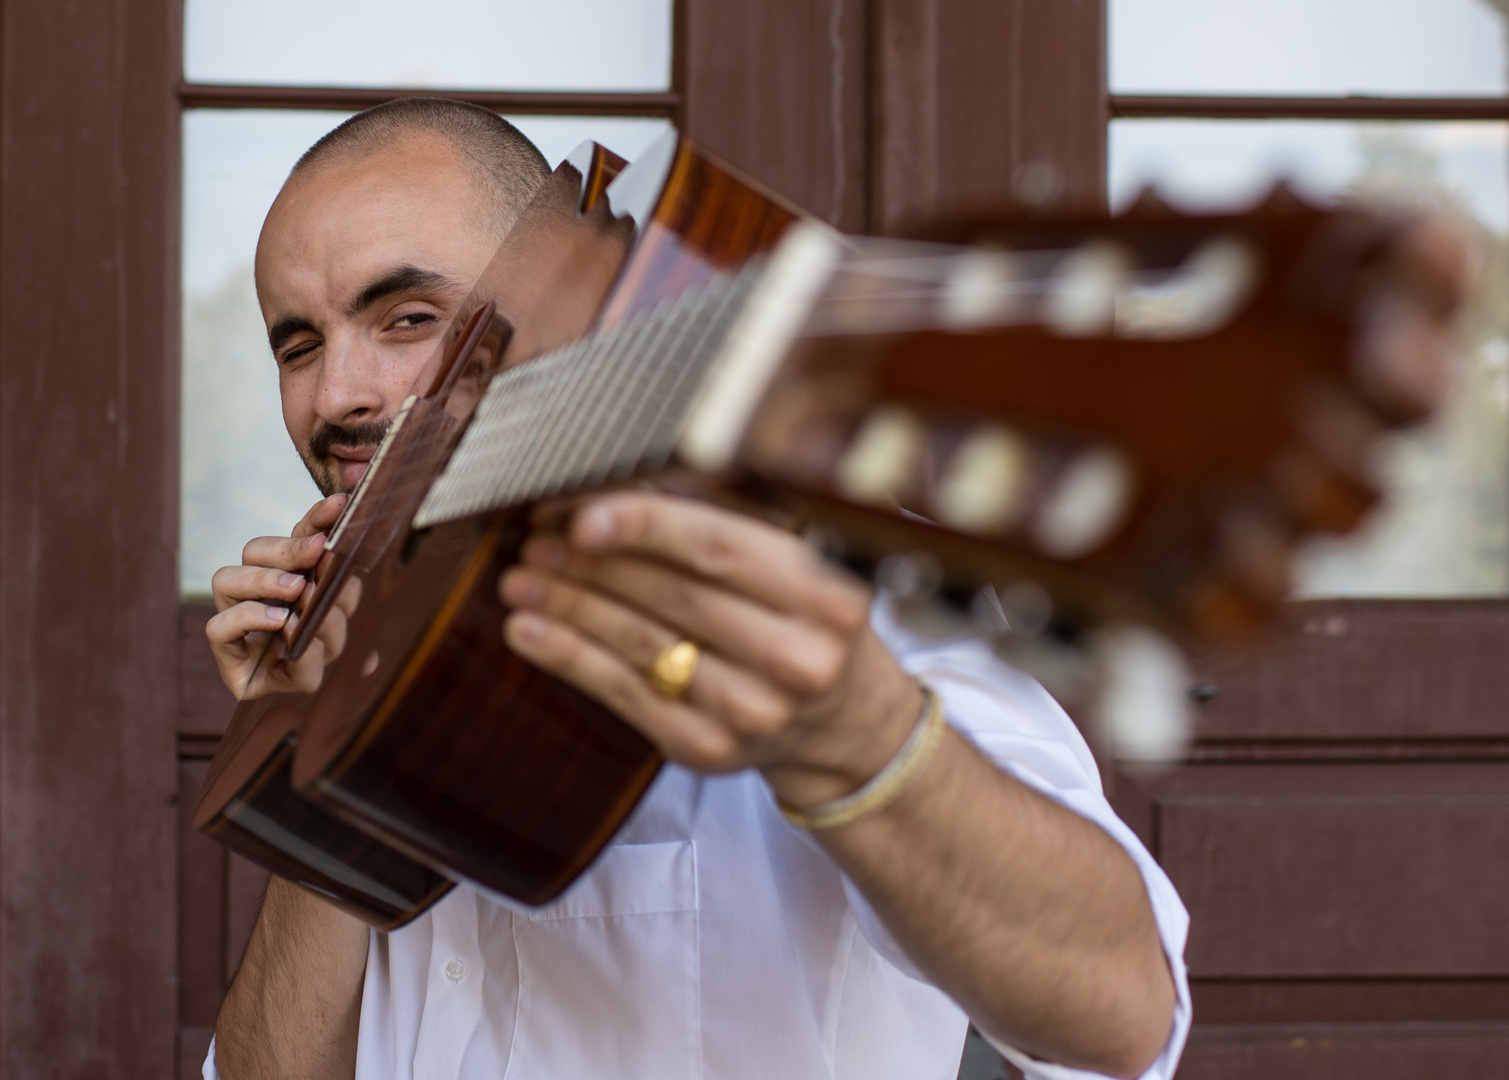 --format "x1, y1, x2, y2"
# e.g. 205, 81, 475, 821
255, 136, 498, 315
